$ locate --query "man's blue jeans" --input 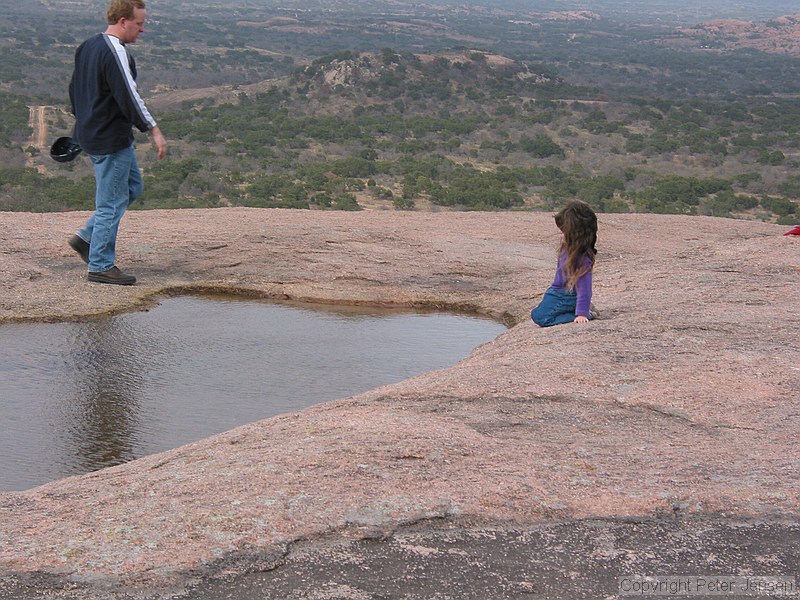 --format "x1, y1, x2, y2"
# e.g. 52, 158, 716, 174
76, 145, 143, 273
531, 286, 582, 327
